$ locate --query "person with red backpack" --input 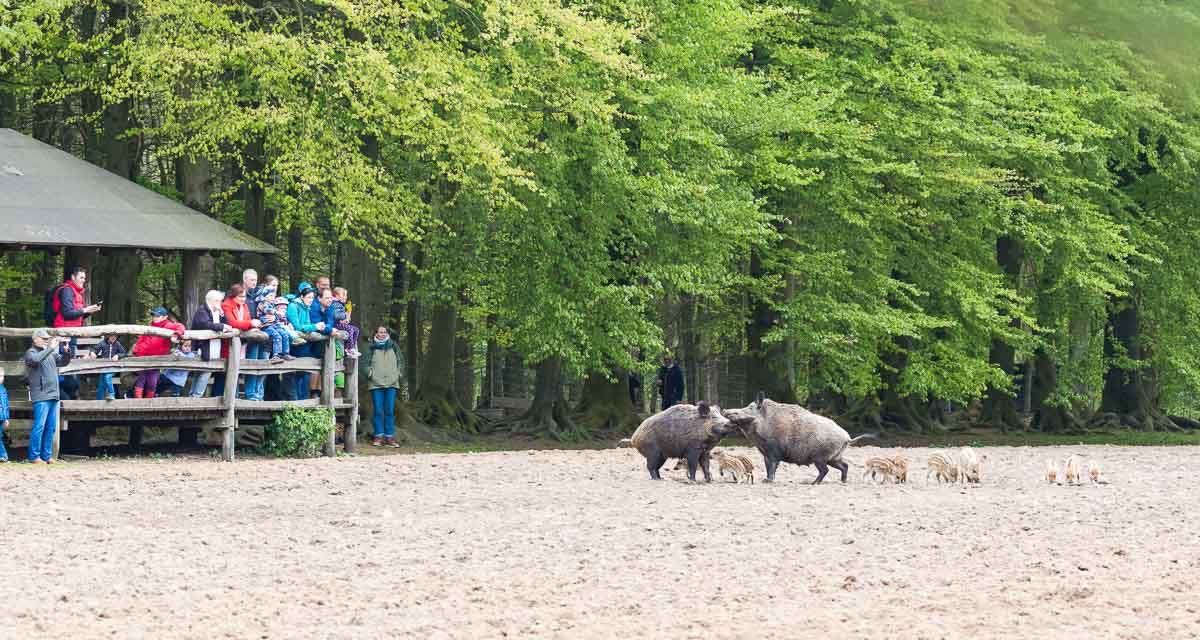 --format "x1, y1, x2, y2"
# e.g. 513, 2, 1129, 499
130, 307, 187, 399
49, 266, 102, 328
47, 266, 101, 400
